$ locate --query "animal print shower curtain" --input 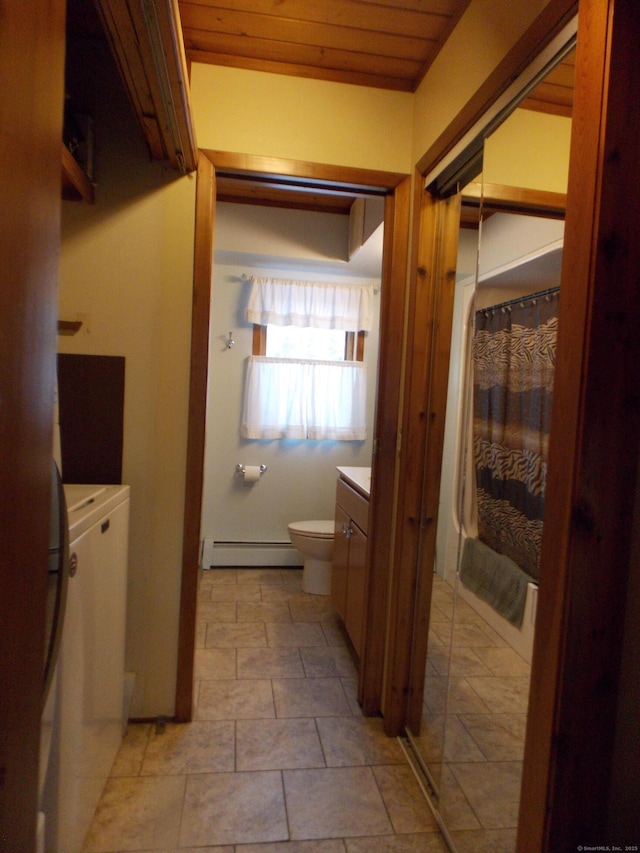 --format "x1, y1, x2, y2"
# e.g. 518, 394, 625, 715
472, 289, 559, 581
